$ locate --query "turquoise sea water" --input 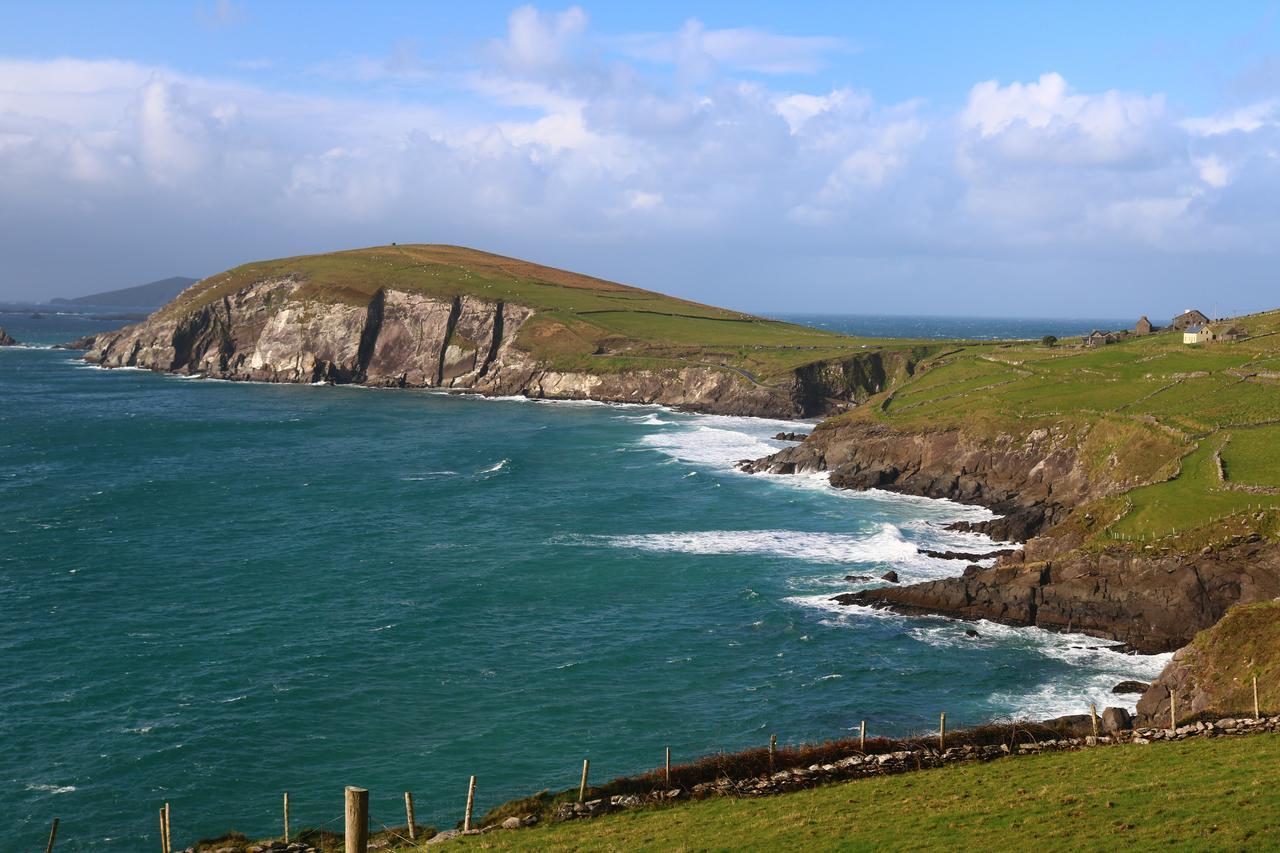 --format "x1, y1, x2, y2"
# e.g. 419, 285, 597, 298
2, 316, 1168, 849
